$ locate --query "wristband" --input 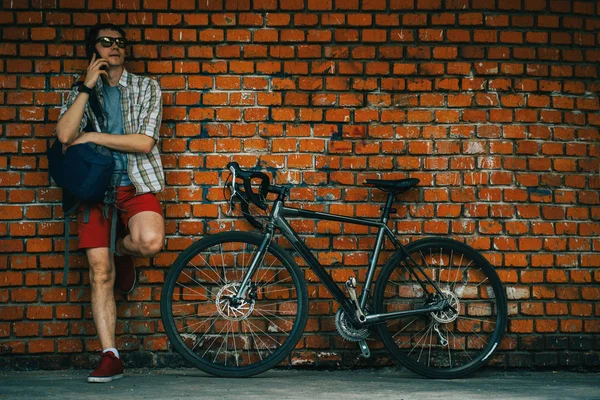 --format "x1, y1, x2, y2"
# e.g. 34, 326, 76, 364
79, 84, 93, 95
